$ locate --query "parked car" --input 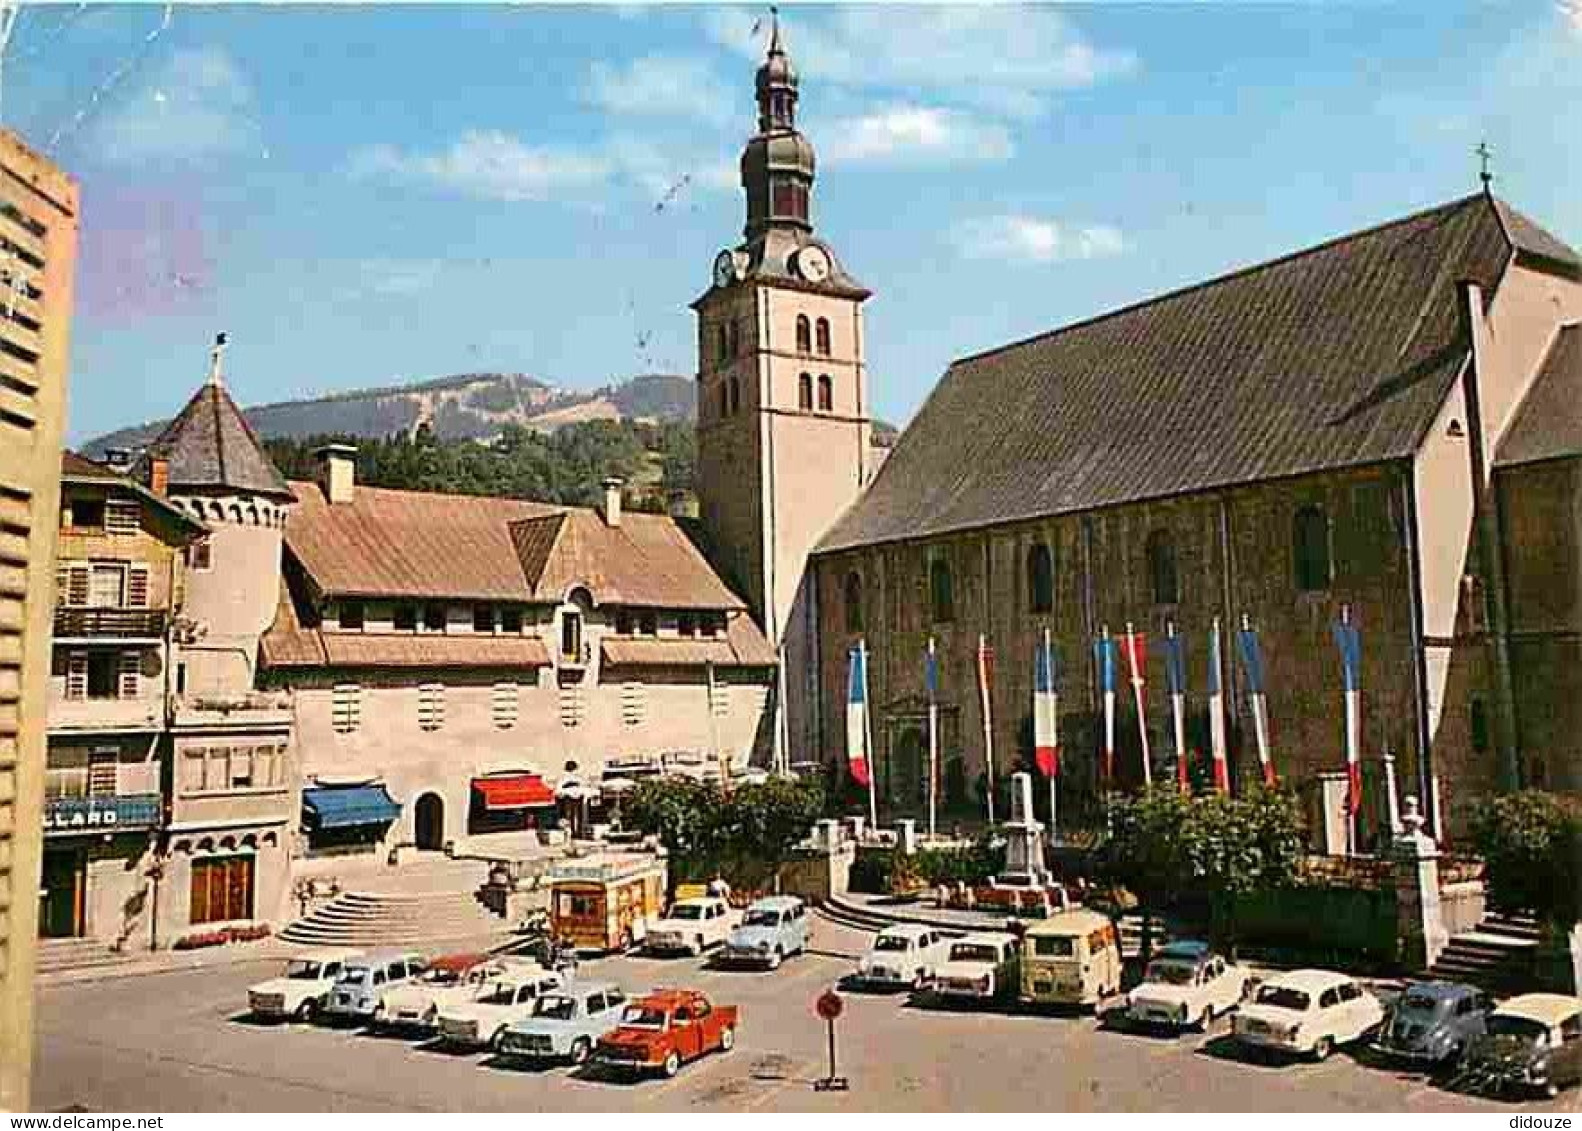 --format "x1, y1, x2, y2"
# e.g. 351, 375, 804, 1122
855, 924, 951, 990
1232, 969, 1384, 1060
1019, 910, 1123, 1010
246, 947, 362, 1023
592, 988, 738, 1078
719, 896, 809, 969
1371, 981, 1491, 1067
322, 950, 428, 1025
434, 965, 563, 1051
495, 981, 629, 1066
931, 932, 1019, 1005
373, 952, 503, 1034
1125, 941, 1254, 1031
1465, 993, 1582, 1098
645, 896, 739, 956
